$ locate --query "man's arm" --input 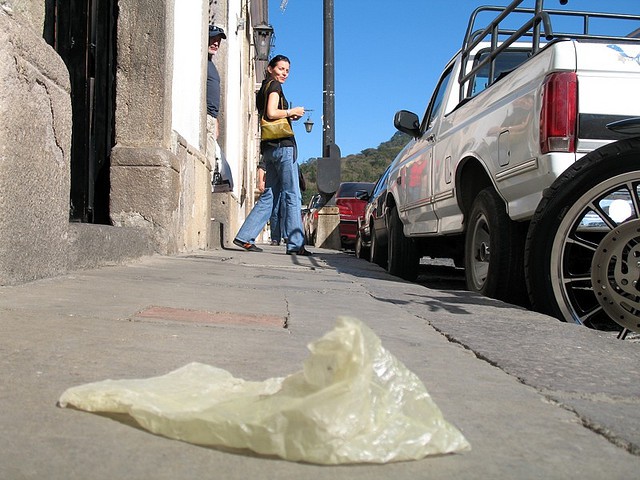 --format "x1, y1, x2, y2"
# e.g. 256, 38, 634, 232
256, 166, 266, 193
